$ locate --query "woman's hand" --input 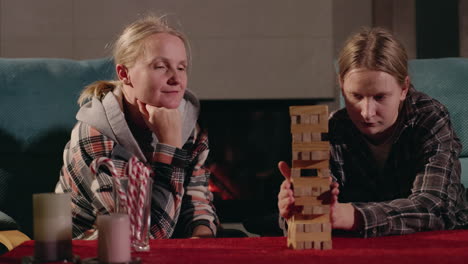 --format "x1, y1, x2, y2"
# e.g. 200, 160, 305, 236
191, 225, 214, 238
137, 100, 182, 148
277, 161, 298, 219
329, 183, 363, 231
